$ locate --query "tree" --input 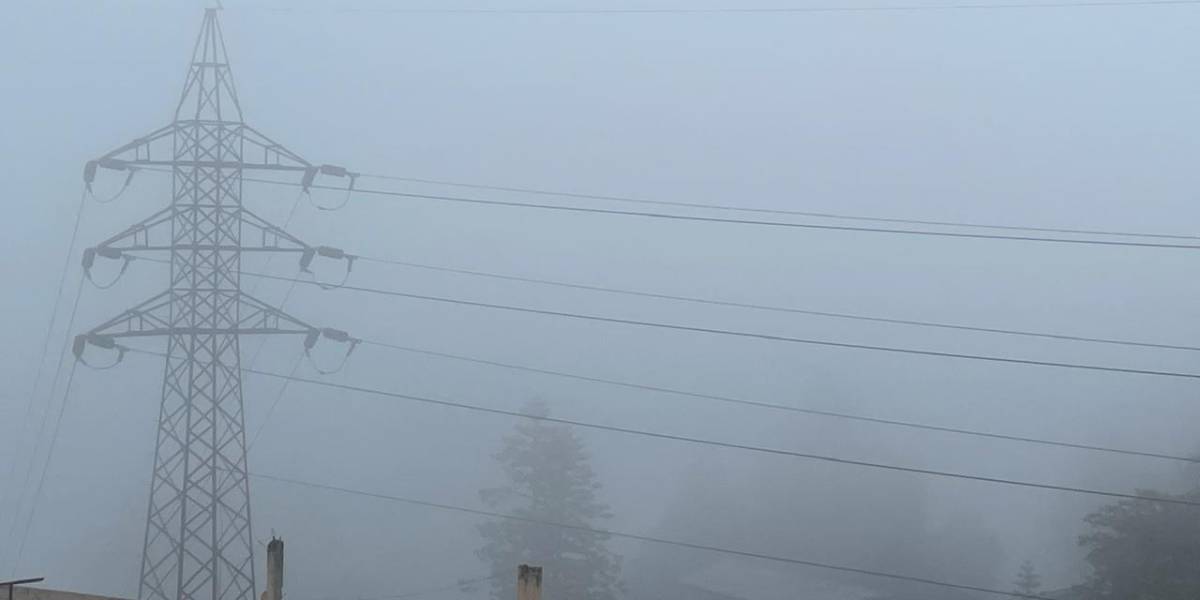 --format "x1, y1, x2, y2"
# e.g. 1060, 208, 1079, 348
1013, 560, 1042, 597
477, 401, 622, 600
1078, 488, 1200, 600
